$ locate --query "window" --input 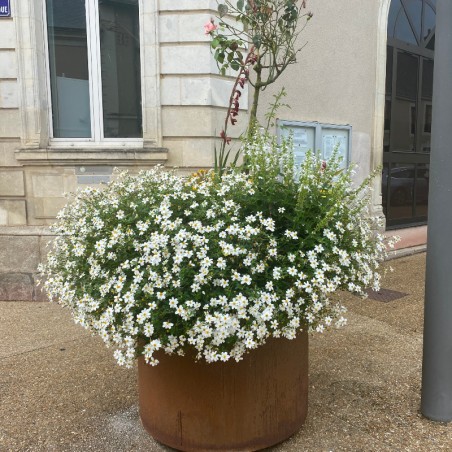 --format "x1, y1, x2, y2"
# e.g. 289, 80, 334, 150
45, 0, 142, 141
383, 0, 435, 228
